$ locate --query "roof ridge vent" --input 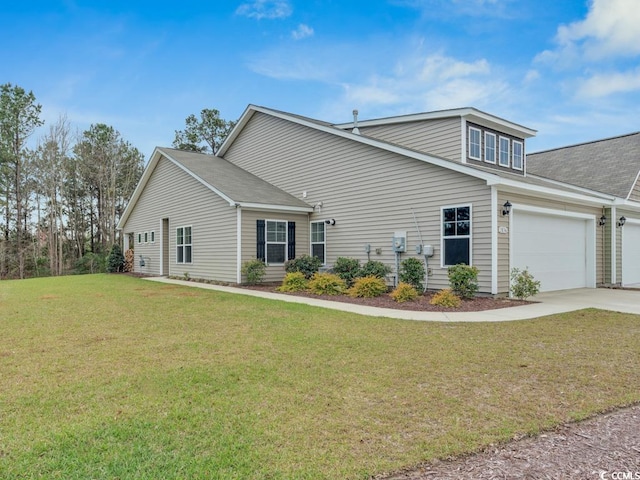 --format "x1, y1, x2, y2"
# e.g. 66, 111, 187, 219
352, 109, 360, 135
